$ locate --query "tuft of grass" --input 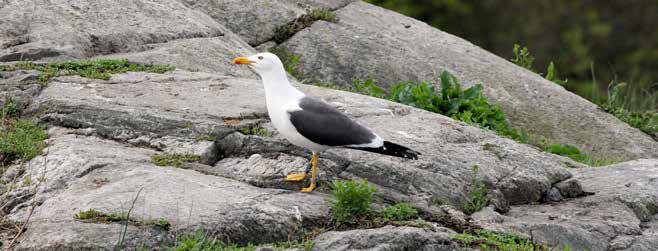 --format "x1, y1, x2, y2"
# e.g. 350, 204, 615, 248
171, 229, 314, 251
452, 229, 548, 251
463, 165, 488, 215
545, 61, 568, 85
0, 119, 48, 163
544, 144, 617, 167
601, 82, 658, 138
239, 126, 273, 137
151, 154, 201, 168
380, 203, 418, 221
309, 8, 338, 23
1, 59, 174, 84
269, 47, 303, 80
331, 179, 377, 225
354, 71, 523, 141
